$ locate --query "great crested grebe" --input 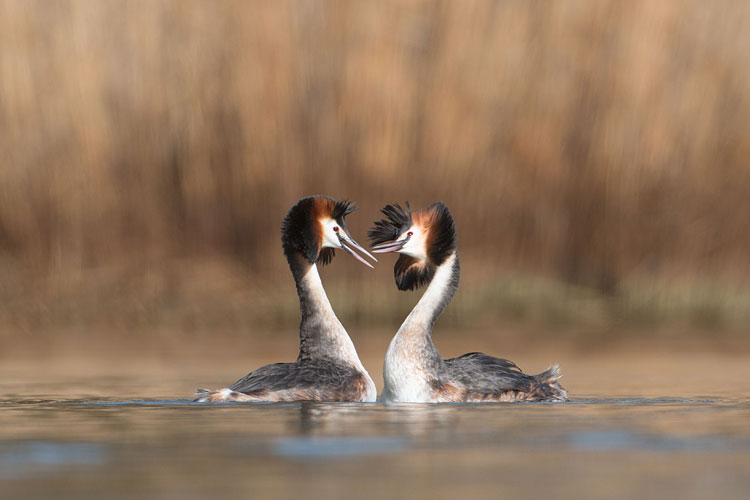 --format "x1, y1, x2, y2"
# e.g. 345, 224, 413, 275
369, 202, 567, 403
195, 196, 378, 403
